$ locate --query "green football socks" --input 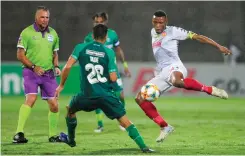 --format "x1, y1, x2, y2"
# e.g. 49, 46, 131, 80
48, 111, 59, 137
16, 104, 31, 133
66, 117, 77, 142
95, 109, 103, 127
126, 124, 147, 149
